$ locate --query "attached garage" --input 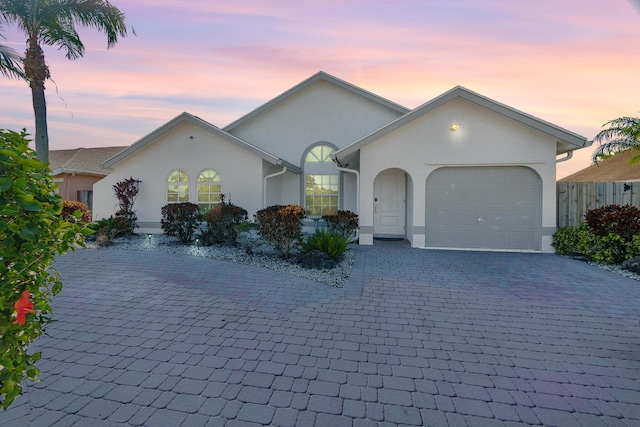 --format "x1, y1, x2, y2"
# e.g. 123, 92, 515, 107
425, 166, 541, 251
